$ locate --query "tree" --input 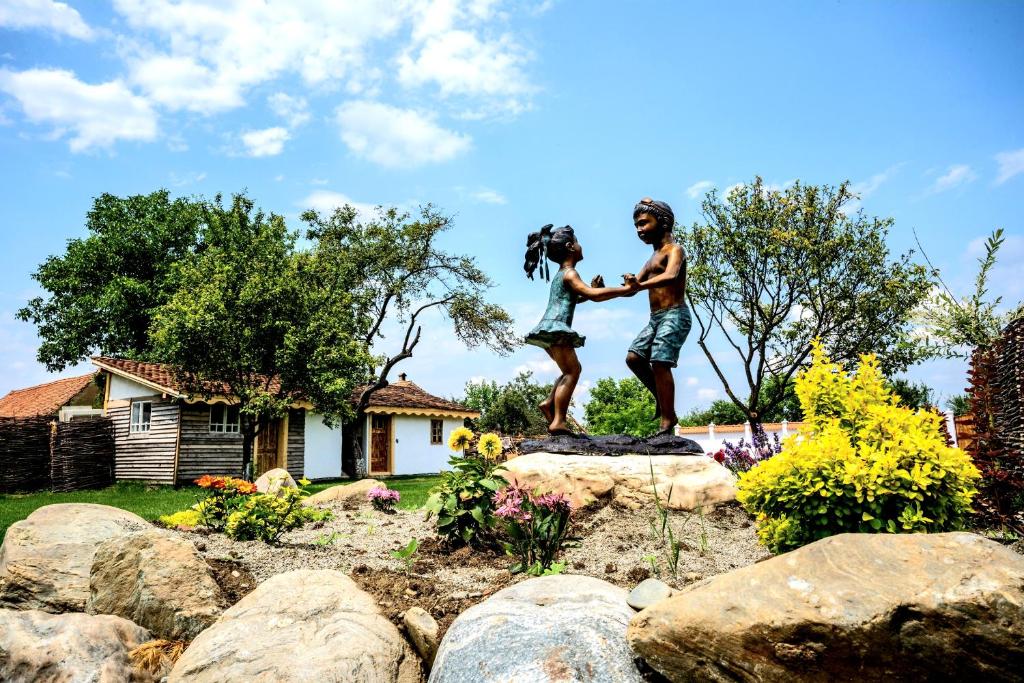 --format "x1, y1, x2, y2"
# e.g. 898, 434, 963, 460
679, 376, 802, 427
18, 190, 203, 370
463, 372, 552, 435
584, 377, 659, 437
300, 204, 518, 476
914, 228, 1023, 359
886, 378, 934, 410
150, 194, 373, 477
682, 177, 932, 431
